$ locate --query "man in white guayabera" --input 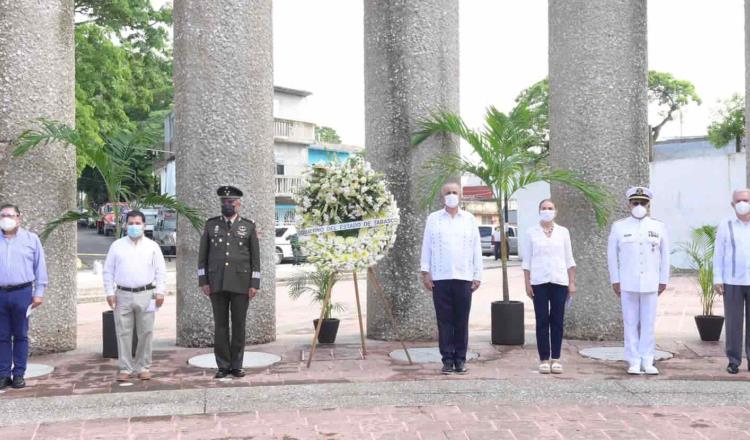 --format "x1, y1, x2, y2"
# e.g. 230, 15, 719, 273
713, 188, 750, 375
607, 187, 670, 376
420, 182, 482, 375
